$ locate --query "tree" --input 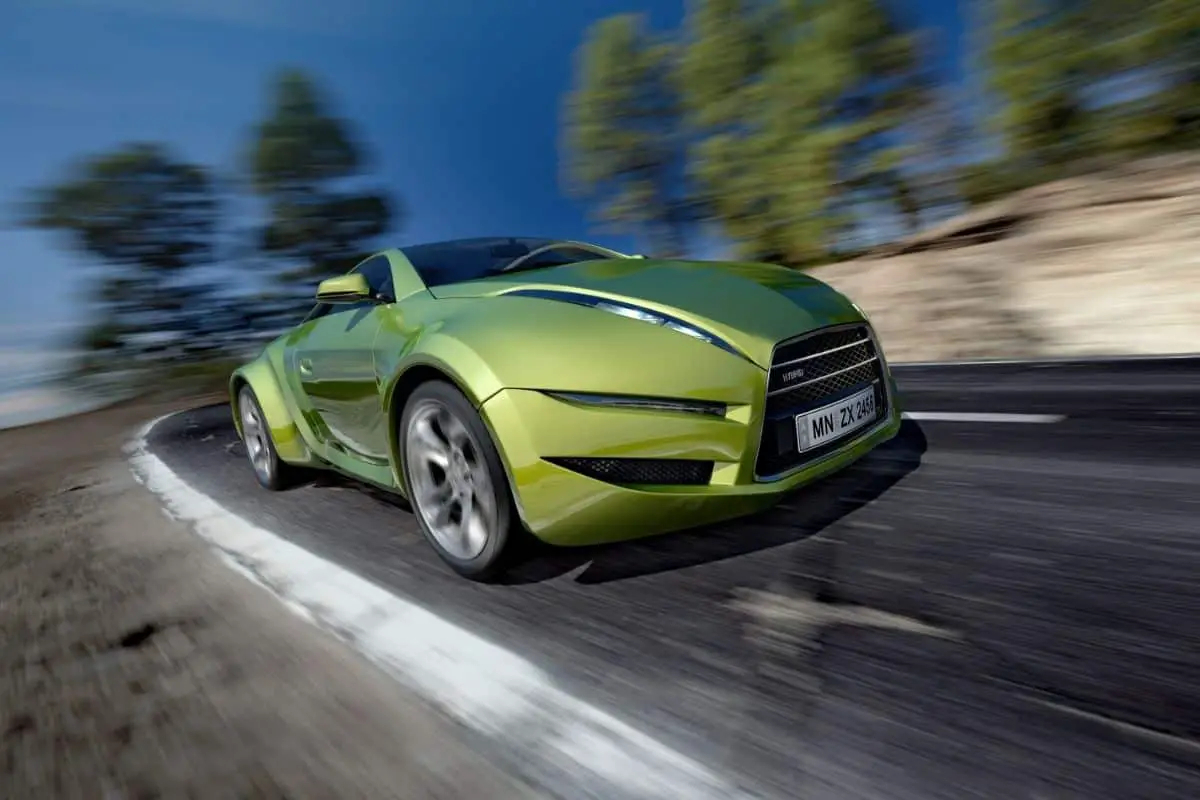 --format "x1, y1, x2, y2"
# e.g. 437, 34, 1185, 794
1089, 0, 1200, 152
21, 142, 220, 382
678, 0, 929, 264
561, 14, 694, 257
247, 68, 395, 324
1147, 0, 1200, 148
896, 82, 973, 225
982, 0, 1100, 176
677, 0, 788, 259
978, 0, 1199, 192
